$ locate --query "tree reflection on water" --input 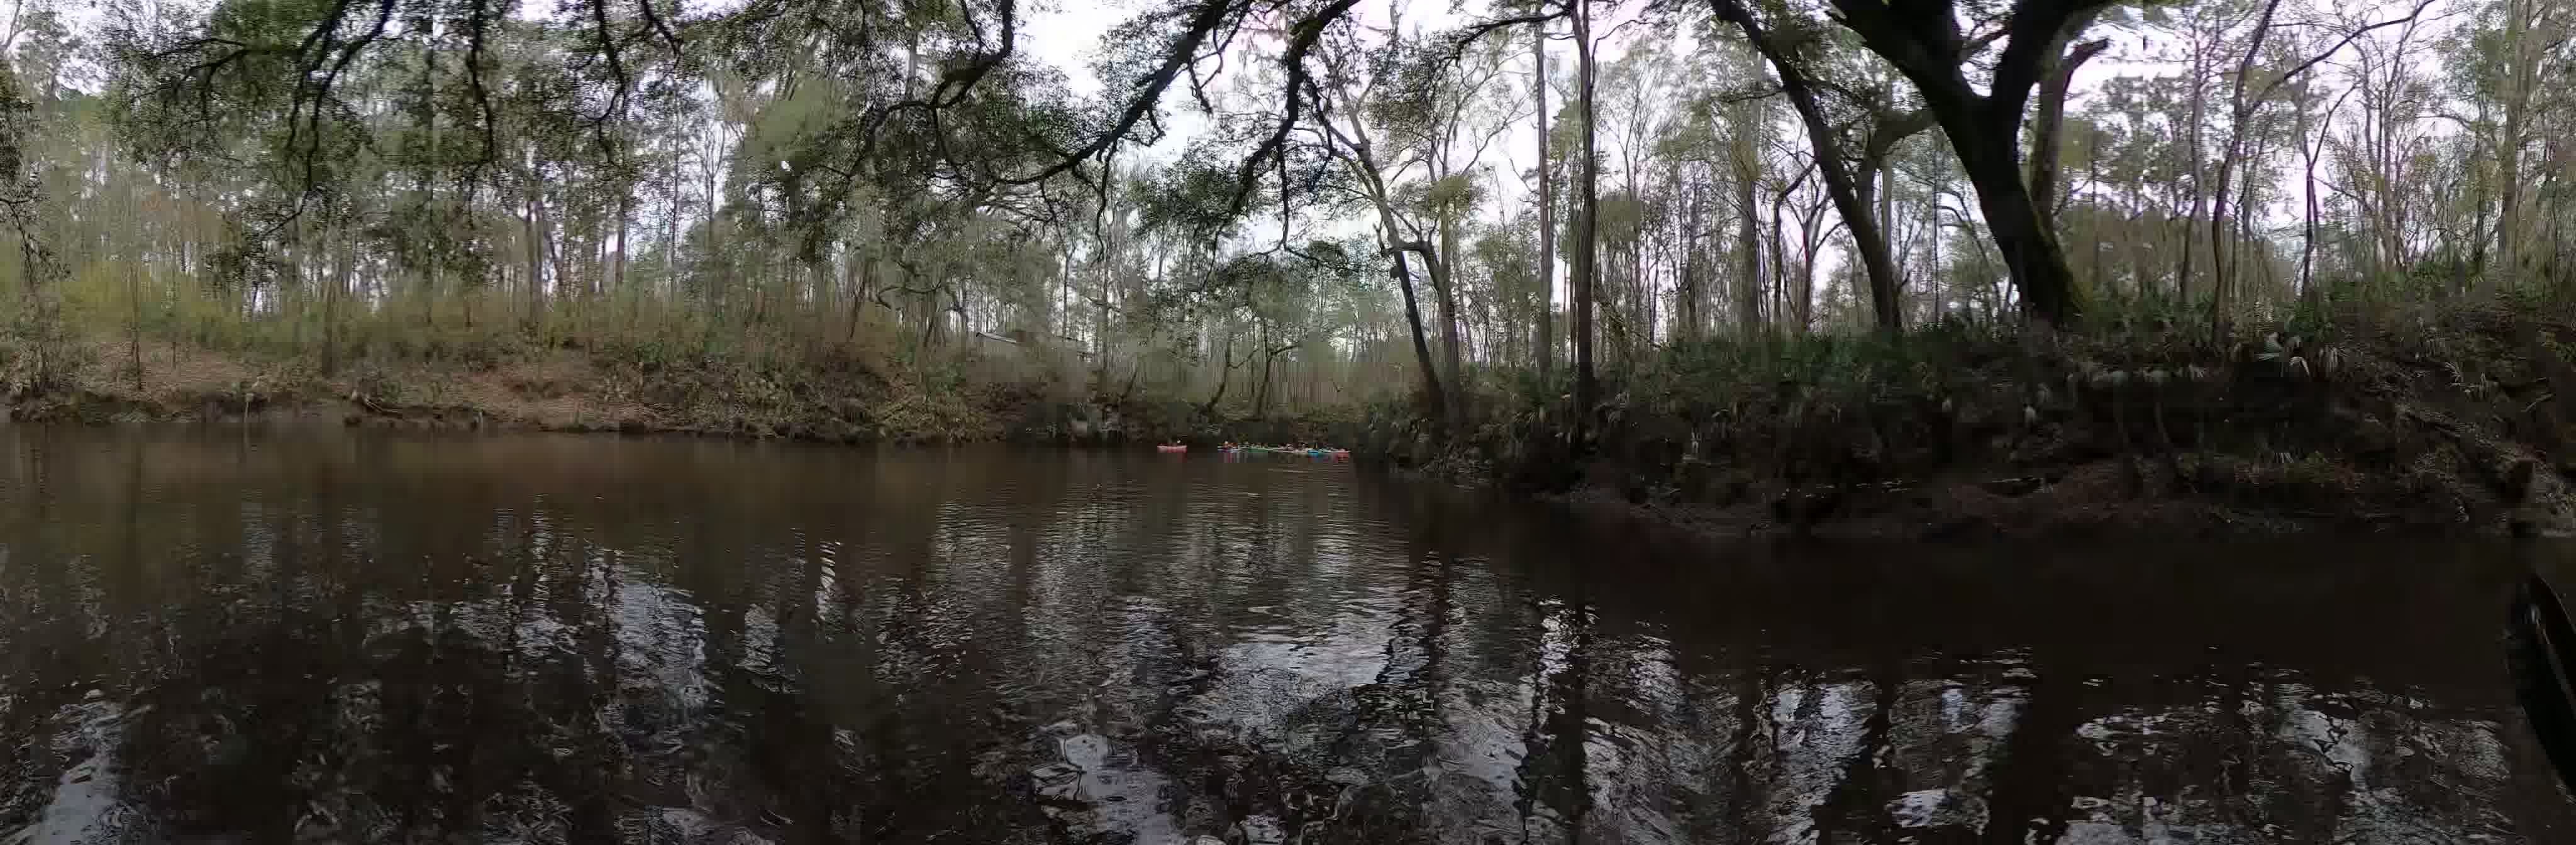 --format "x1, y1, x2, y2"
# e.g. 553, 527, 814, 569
0, 426, 2568, 843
